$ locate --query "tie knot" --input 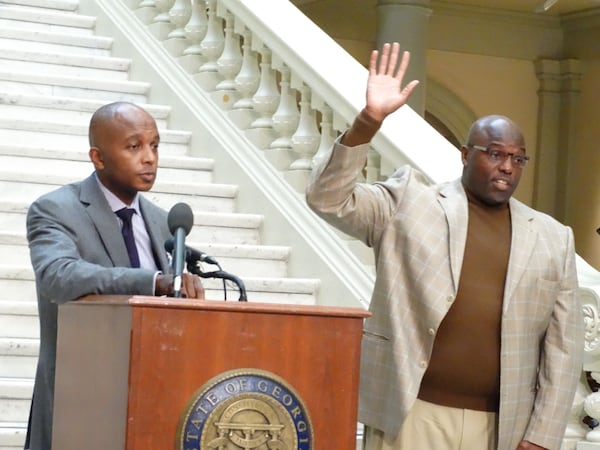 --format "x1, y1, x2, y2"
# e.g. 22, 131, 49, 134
116, 207, 136, 223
